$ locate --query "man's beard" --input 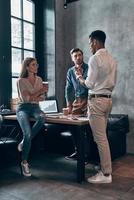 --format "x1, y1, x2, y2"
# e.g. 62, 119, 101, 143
76, 61, 83, 66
